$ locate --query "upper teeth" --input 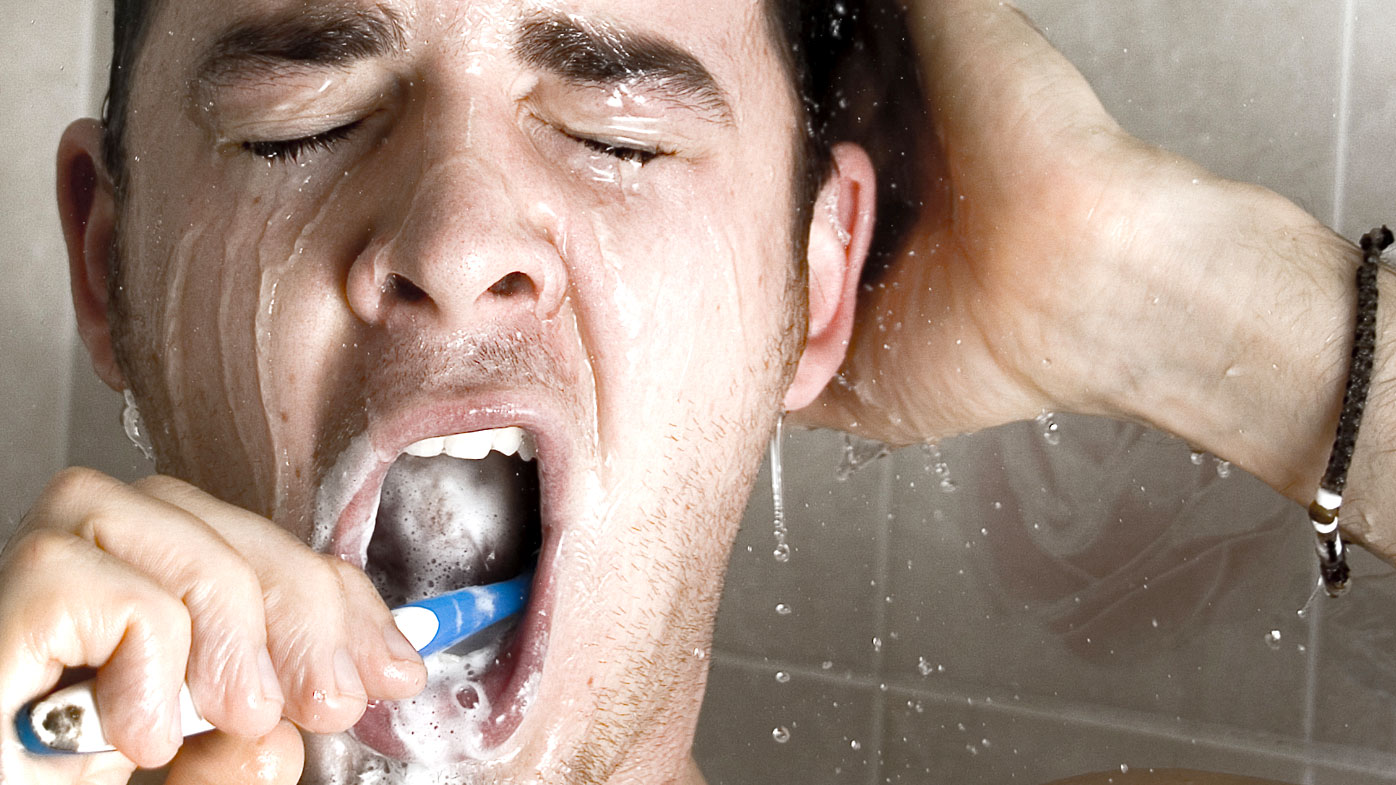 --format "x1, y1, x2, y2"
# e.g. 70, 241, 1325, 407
401, 427, 537, 461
